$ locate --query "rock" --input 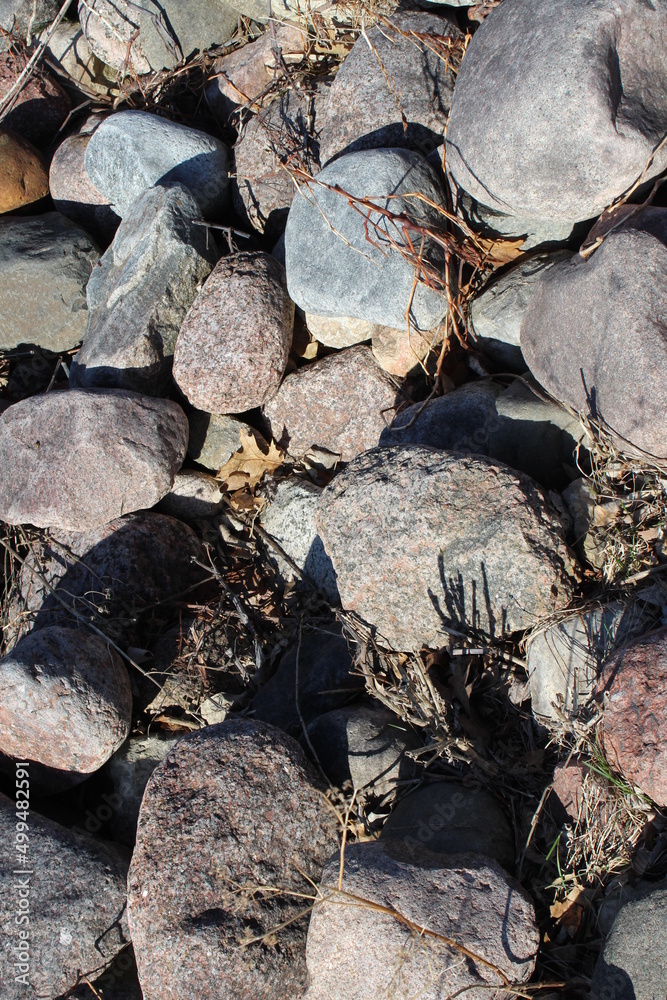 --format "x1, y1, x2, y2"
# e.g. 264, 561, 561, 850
319, 11, 461, 165
224, 0, 339, 24
68, 946, 144, 1000
305, 312, 374, 349
0, 793, 130, 1000
0, 626, 131, 774
596, 627, 667, 806
521, 208, 667, 461
590, 881, 667, 1000
381, 379, 583, 489
0, 128, 48, 213
49, 132, 120, 244
128, 720, 339, 1000
561, 478, 608, 571
381, 781, 516, 873
549, 763, 587, 825
252, 622, 363, 737
306, 704, 420, 797
316, 446, 578, 650
70, 183, 217, 394
39, 20, 116, 97
0, 47, 70, 147
188, 410, 265, 471
0, 389, 187, 531
372, 323, 438, 377
468, 252, 572, 370
447, 0, 667, 241
262, 345, 400, 462
259, 478, 339, 601
0, 0, 60, 35
79, 0, 238, 75
173, 252, 294, 413
157, 470, 225, 521
104, 733, 179, 844
305, 842, 539, 1000
0, 212, 99, 352
84, 110, 230, 217
284, 147, 448, 331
